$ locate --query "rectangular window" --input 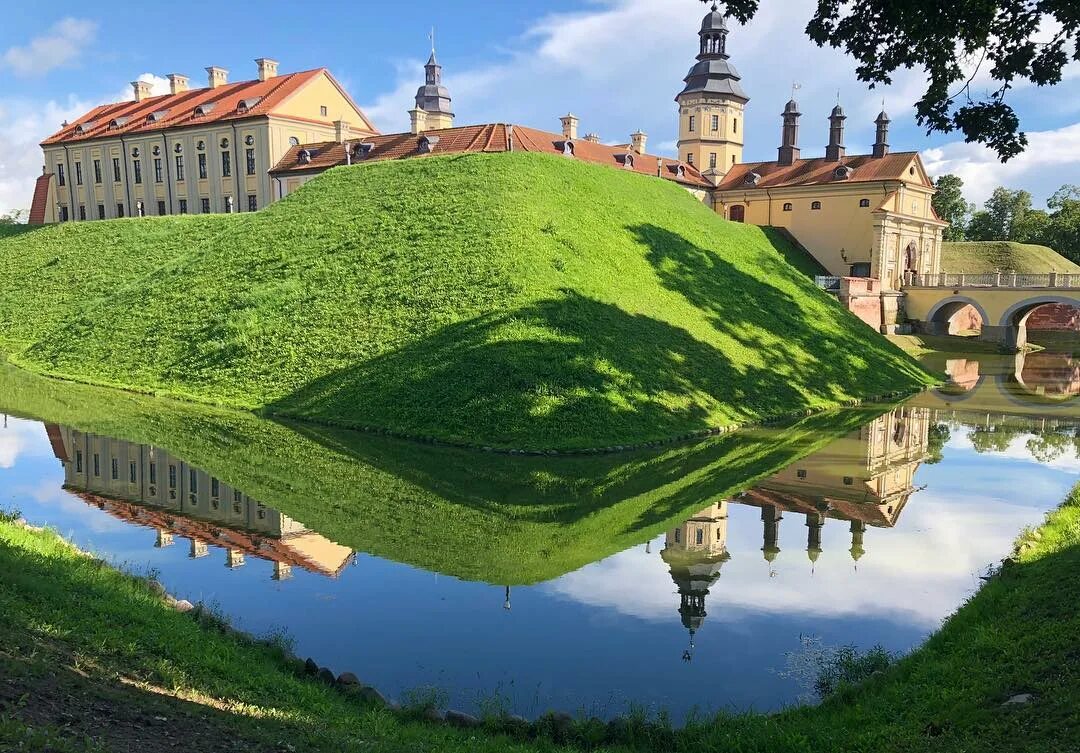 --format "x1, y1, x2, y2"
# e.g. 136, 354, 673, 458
133, 160, 142, 184
711, 115, 719, 131
154, 158, 163, 183
78, 205, 86, 220
178, 199, 187, 215
129, 461, 137, 483
224, 196, 233, 213
200, 197, 210, 214
189, 470, 198, 493
93, 159, 102, 184
97, 204, 105, 220
168, 464, 177, 489
175, 155, 185, 181
796, 469, 808, 479
709, 153, 717, 169
733, 117, 738, 133
76, 450, 83, 473
221, 151, 231, 177
245, 148, 256, 175
320, 105, 328, 116
696, 528, 704, 545
111, 458, 119, 480
149, 463, 157, 485
211, 479, 219, 498
234, 490, 242, 503
157, 200, 166, 216
247, 194, 257, 212
686, 153, 694, 165
57, 164, 66, 186
75, 161, 83, 185
112, 157, 121, 183
688, 115, 696, 133
198, 153, 207, 179
674, 529, 681, 543
60, 205, 69, 221
116, 203, 125, 218
93, 453, 100, 477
